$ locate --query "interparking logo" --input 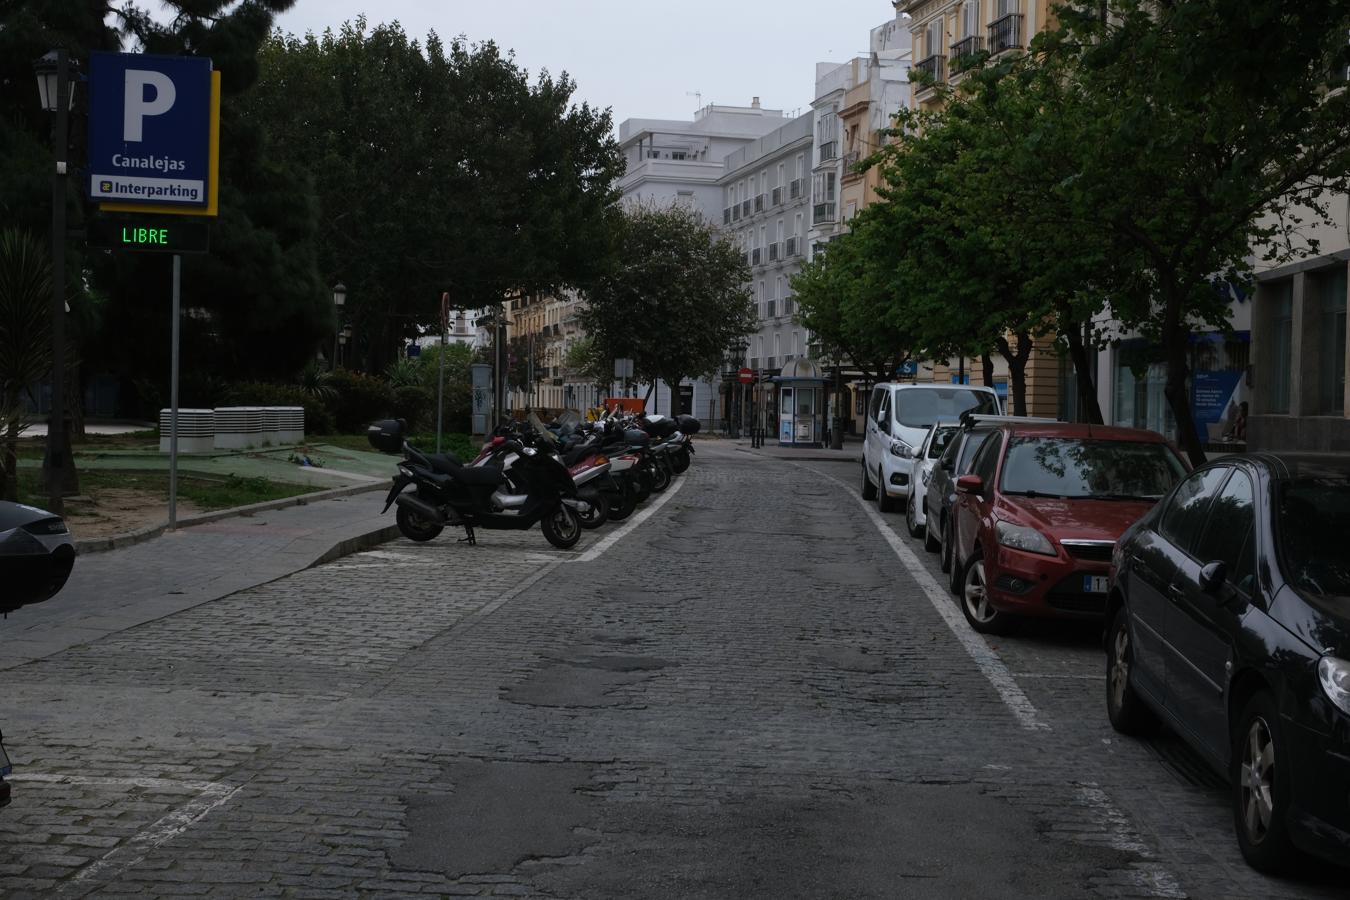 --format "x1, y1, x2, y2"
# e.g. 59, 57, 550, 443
99, 180, 113, 193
